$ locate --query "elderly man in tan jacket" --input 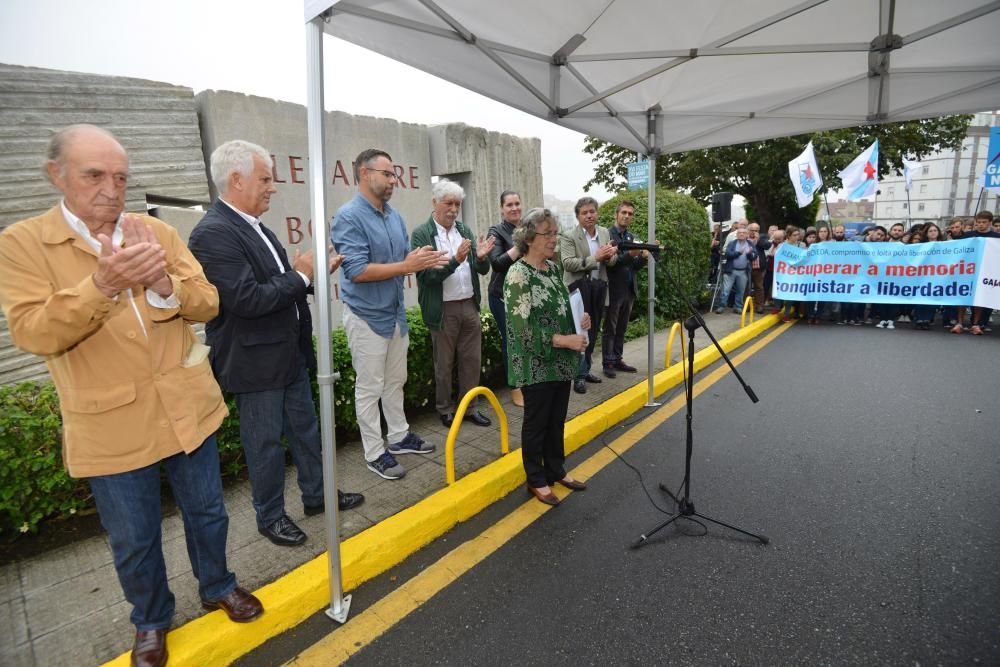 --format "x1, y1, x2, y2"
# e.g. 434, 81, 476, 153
0, 125, 262, 667
560, 196, 619, 395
